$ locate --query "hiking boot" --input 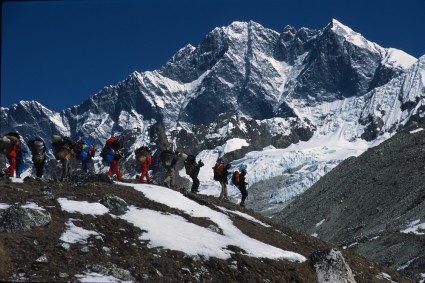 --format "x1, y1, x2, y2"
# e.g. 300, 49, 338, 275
240, 202, 245, 207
